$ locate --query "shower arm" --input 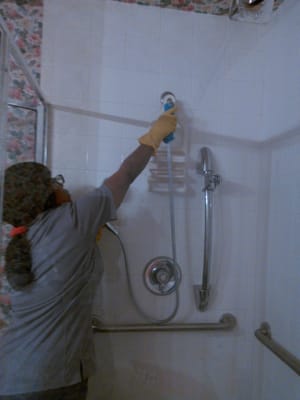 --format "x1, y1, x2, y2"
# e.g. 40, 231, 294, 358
194, 147, 221, 311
